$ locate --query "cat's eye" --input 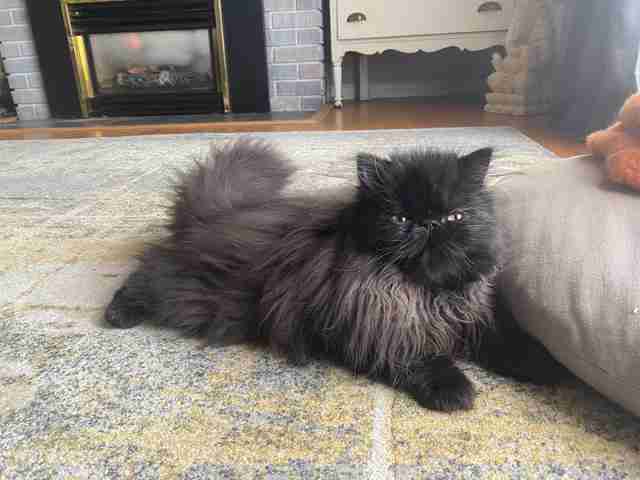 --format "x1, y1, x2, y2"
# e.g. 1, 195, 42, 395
440, 211, 464, 223
392, 215, 408, 224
